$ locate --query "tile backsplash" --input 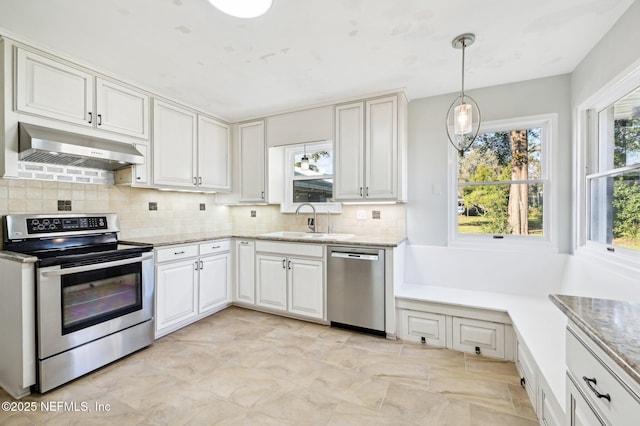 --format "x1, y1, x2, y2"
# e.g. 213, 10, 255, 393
1, 178, 406, 242
0, 178, 231, 240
